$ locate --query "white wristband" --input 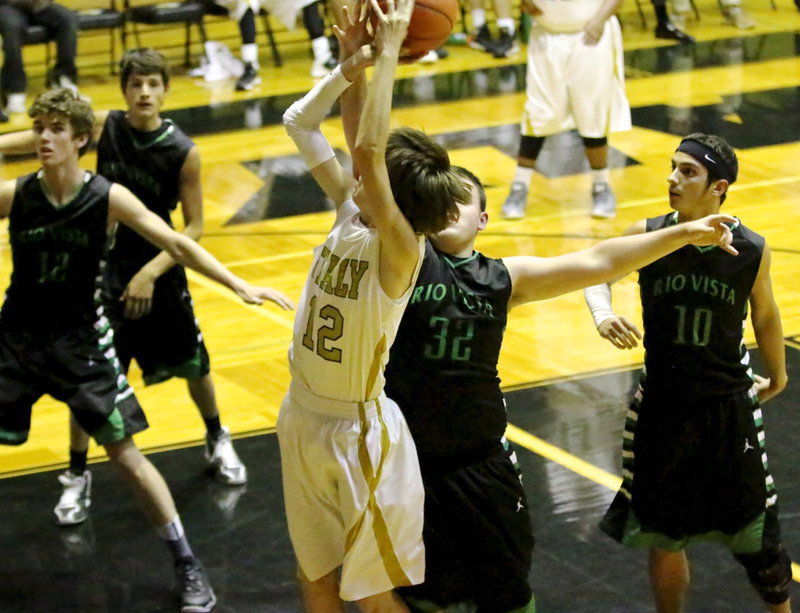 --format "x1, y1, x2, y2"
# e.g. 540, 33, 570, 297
584, 283, 615, 328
